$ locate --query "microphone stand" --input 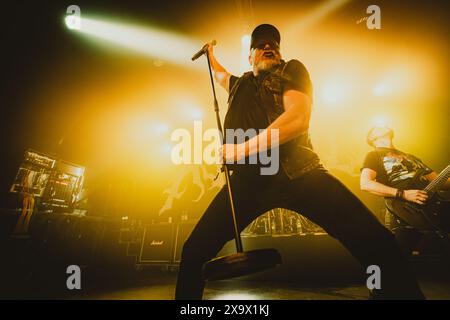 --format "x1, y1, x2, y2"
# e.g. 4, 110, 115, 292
193, 48, 282, 282
205, 52, 243, 253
